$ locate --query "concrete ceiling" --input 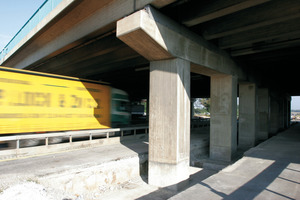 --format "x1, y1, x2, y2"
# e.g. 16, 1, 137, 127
98, 0, 300, 97
4, 0, 299, 98
160, 0, 300, 96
